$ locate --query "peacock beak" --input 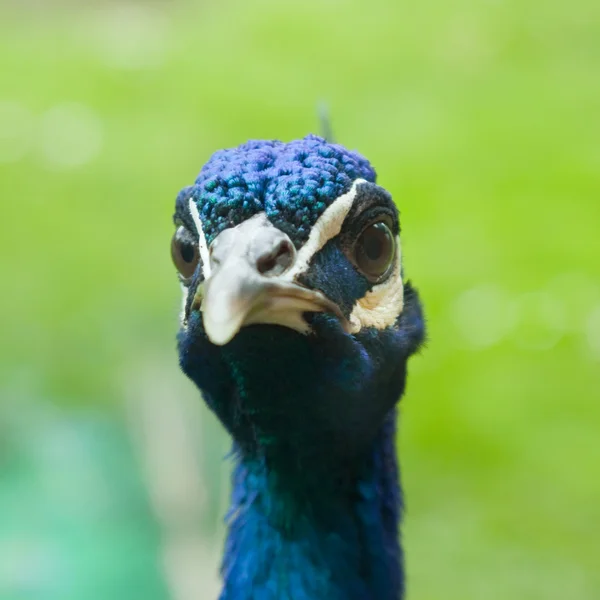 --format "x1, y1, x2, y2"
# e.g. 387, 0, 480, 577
192, 213, 347, 346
